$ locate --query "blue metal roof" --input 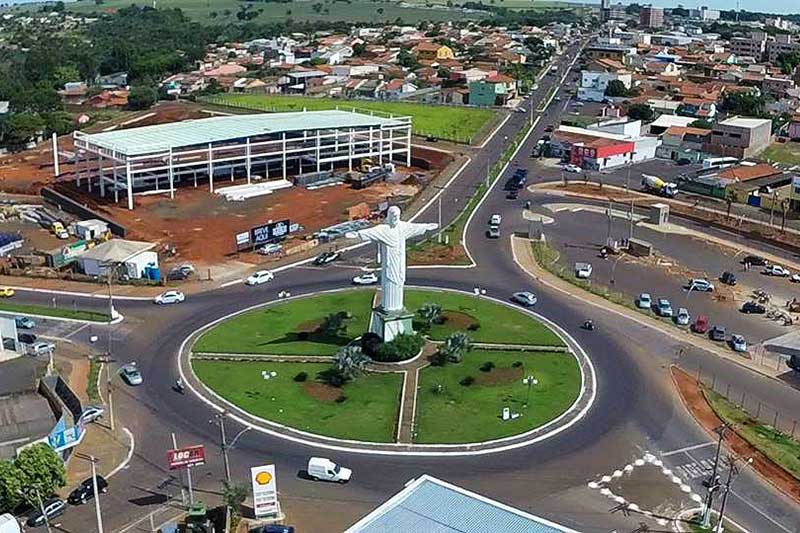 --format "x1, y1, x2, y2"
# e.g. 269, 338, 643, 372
347, 475, 581, 533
